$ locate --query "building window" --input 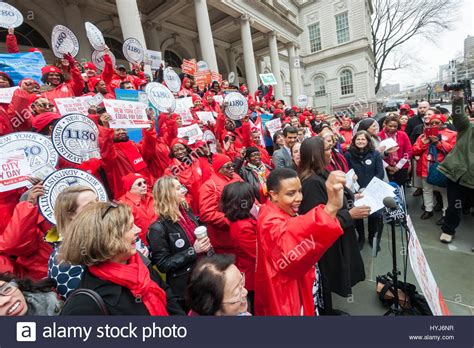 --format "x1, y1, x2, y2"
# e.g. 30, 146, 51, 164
0, 23, 49, 48
164, 50, 182, 68
314, 76, 326, 96
340, 69, 353, 95
335, 12, 350, 44
308, 23, 321, 52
